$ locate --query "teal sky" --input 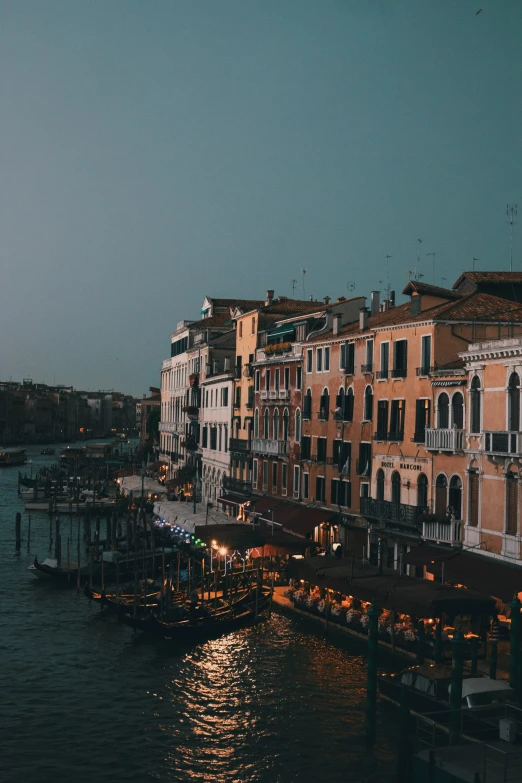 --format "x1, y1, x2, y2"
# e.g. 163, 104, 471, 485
1, 0, 521, 395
